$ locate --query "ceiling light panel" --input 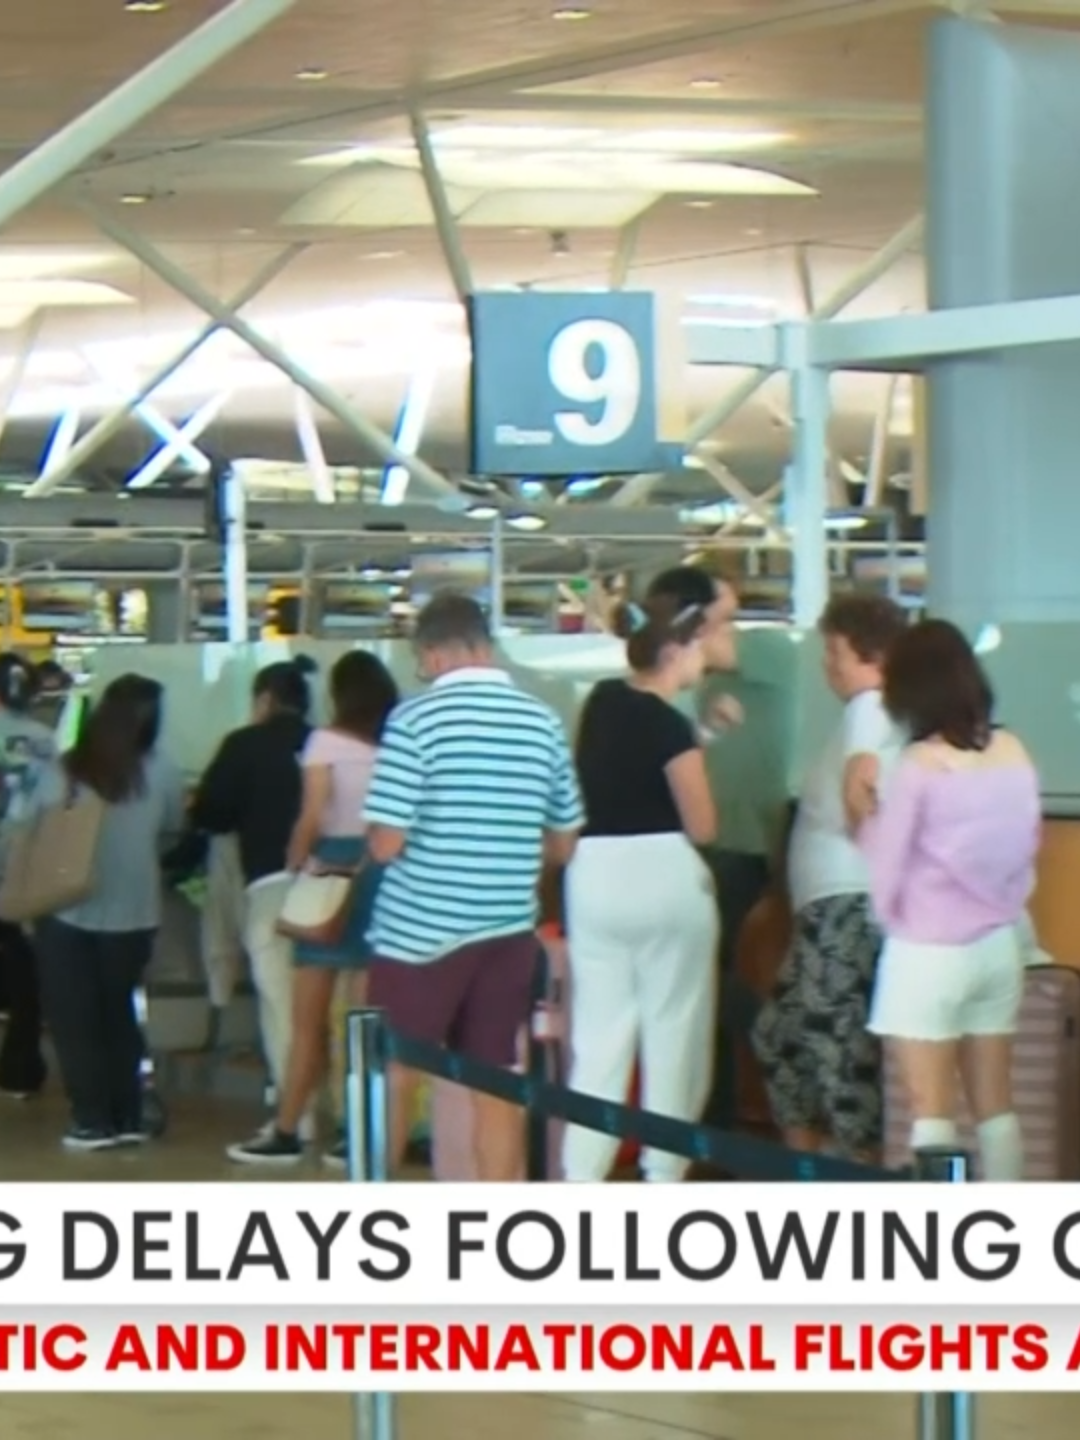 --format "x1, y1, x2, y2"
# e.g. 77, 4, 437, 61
460, 190, 652, 228
0, 251, 113, 282
431, 124, 602, 150
293, 120, 813, 214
